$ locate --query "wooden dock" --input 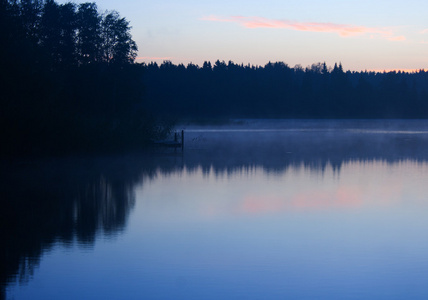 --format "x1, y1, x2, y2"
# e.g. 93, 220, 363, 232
153, 130, 184, 151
